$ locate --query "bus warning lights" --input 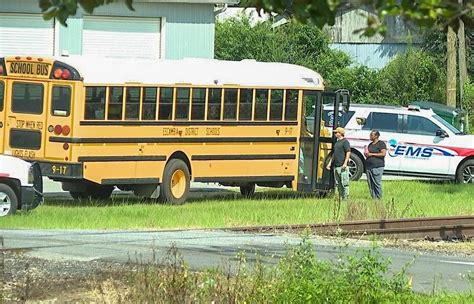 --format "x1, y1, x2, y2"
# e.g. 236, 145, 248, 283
53, 125, 71, 136
53, 68, 71, 80
0, 65, 3, 75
